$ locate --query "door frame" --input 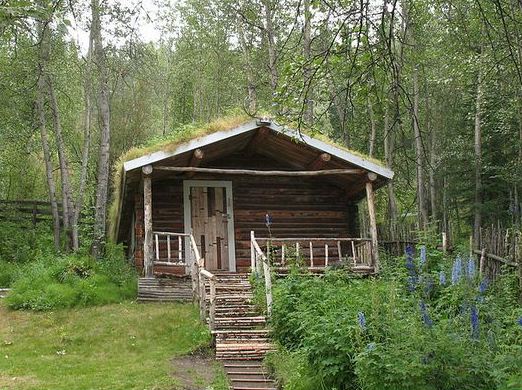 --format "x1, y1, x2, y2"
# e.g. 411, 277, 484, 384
183, 180, 237, 272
